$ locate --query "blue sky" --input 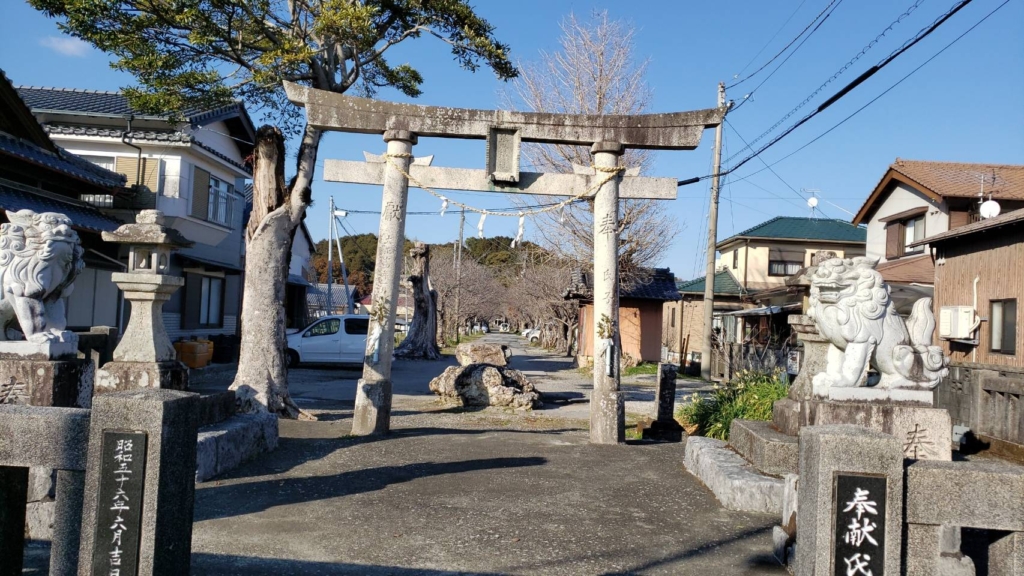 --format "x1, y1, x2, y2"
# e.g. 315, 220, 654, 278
3, 0, 1022, 280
